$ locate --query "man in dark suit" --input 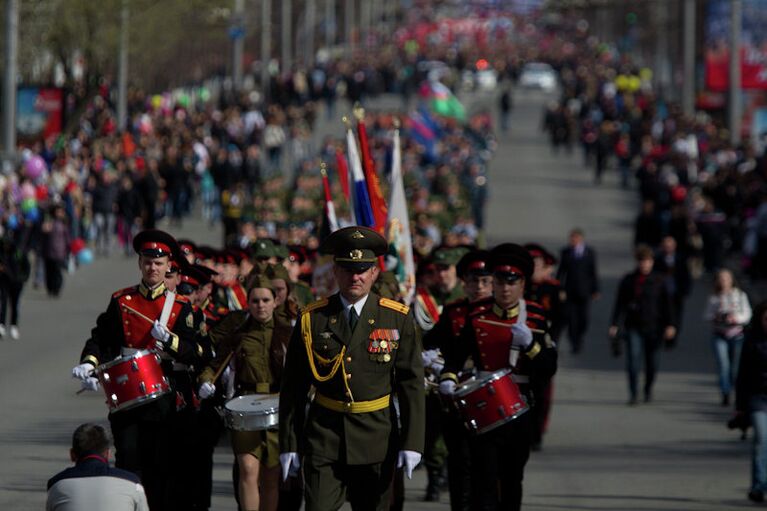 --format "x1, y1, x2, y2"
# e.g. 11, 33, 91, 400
279, 226, 425, 511
556, 228, 600, 354
654, 235, 691, 331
